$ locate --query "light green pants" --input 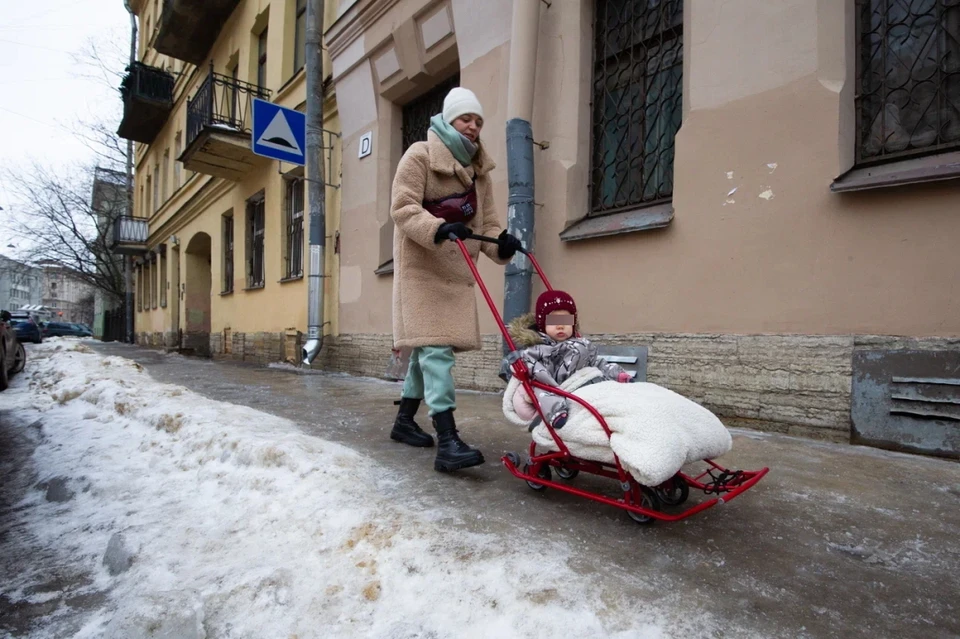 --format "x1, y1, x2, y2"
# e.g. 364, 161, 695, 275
401, 346, 456, 416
